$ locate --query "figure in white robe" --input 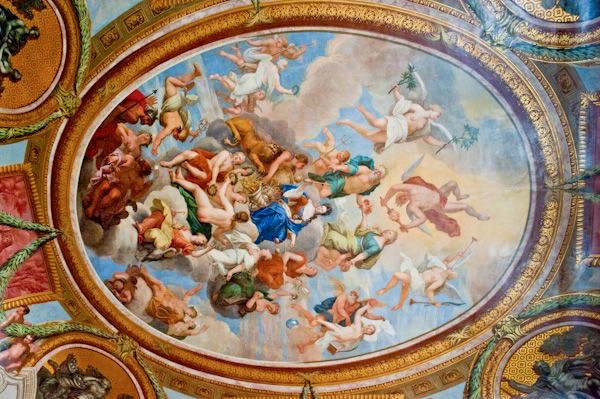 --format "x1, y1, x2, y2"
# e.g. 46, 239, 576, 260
210, 53, 294, 105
